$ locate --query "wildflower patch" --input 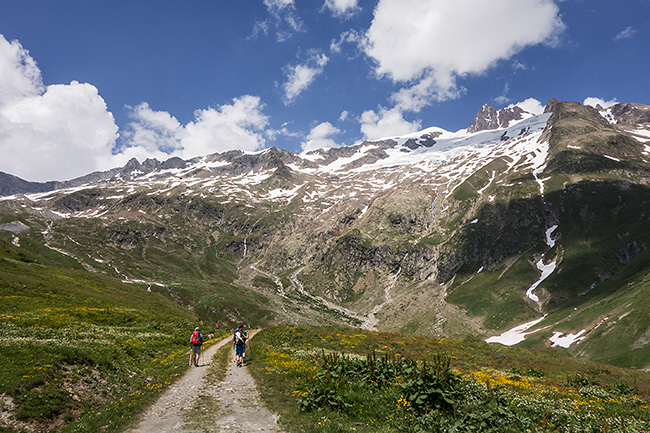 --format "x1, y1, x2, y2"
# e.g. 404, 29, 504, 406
248, 326, 650, 433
